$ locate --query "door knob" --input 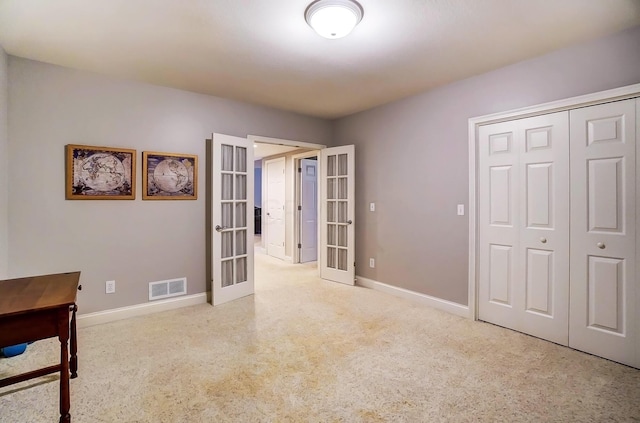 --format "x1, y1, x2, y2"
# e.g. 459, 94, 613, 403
347, 220, 353, 225
540, 237, 547, 243
215, 225, 228, 232
597, 242, 605, 249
